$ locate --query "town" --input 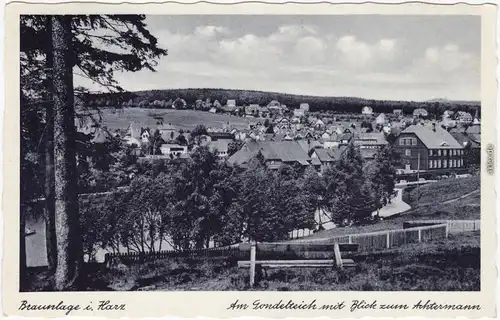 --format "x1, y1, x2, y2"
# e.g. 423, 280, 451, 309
77, 97, 481, 181
18, 14, 482, 293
